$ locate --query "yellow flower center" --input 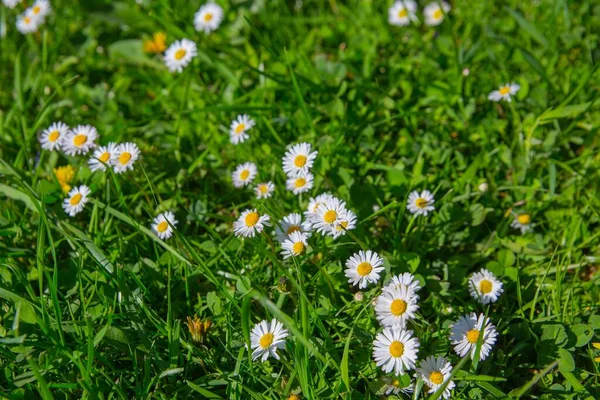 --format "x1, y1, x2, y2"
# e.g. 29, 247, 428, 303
294, 155, 307, 167
245, 212, 259, 227
33, 6, 41, 14
356, 262, 372, 277
517, 214, 531, 225
294, 178, 306, 188
48, 130, 60, 142
286, 225, 301, 235
99, 152, 111, 163
288, 395, 300, 400
430, 371, 444, 385
416, 198, 428, 208
157, 221, 169, 233
323, 210, 337, 224
433, 9, 443, 19
292, 242, 305, 254
258, 185, 268, 194
389, 341, 404, 357
499, 86, 511, 95
24, 17, 31, 24
204, 13, 213, 22
398, 9, 408, 18
119, 152, 132, 165
69, 193, 82, 206
466, 329, 480, 344
175, 49, 187, 60
390, 299, 407, 316
392, 379, 400, 387
259, 333, 274, 349
240, 170, 250, 180
479, 279, 493, 294
336, 220, 348, 231
73, 134, 87, 147
235, 123, 245, 134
